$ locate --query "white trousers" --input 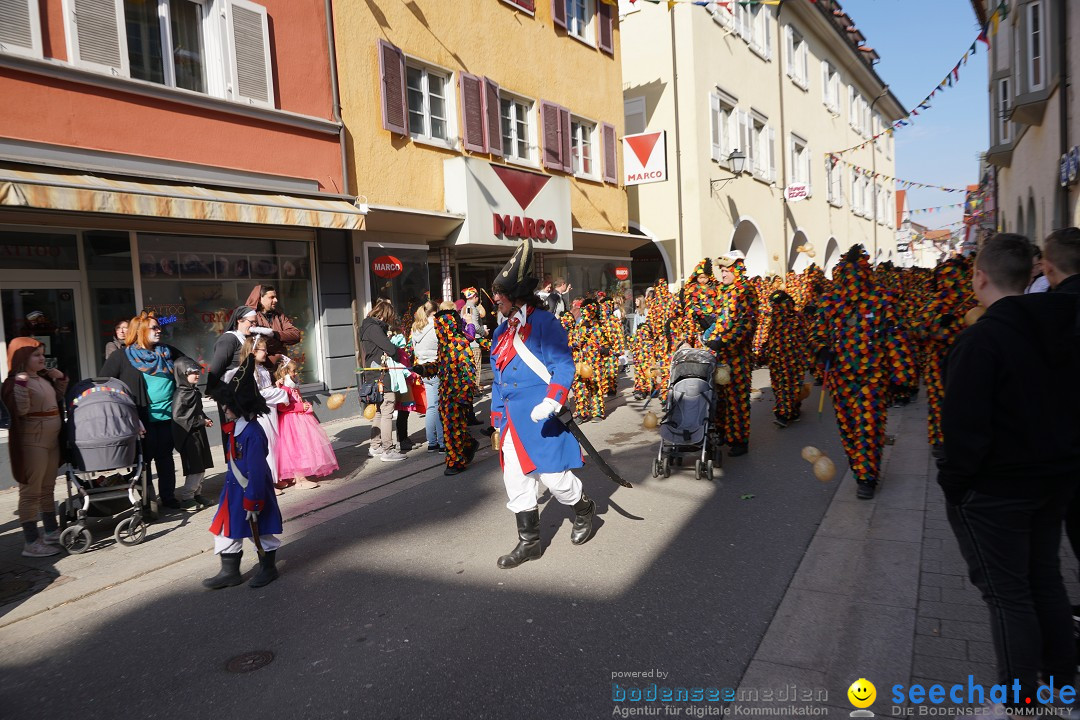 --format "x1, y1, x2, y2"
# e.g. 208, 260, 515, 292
214, 532, 281, 555
502, 431, 583, 513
